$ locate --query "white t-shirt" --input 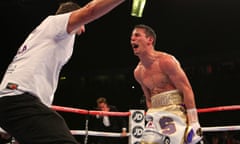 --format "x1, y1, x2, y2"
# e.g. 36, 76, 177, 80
0, 12, 76, 106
